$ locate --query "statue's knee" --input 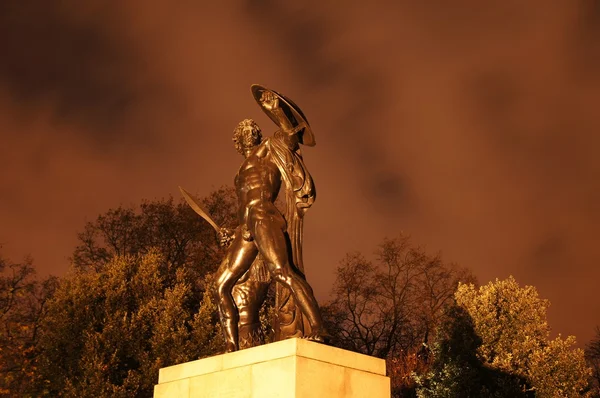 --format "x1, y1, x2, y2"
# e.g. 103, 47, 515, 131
216, 279, 233, 298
